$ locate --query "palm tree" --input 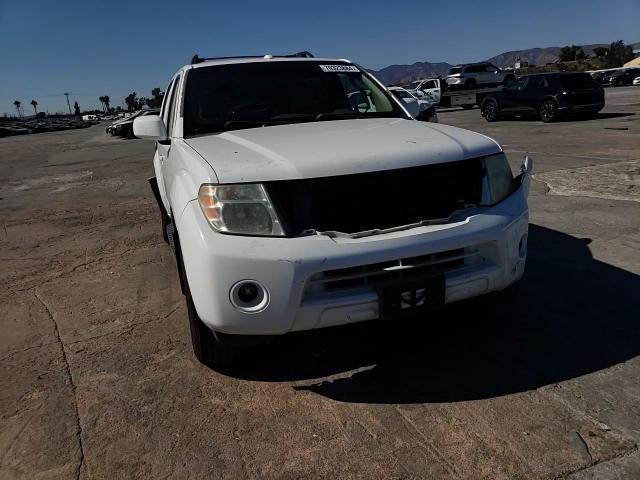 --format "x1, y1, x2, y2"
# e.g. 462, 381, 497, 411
125, 92, 137, 111
98, 96, 106, 111
30, 100, 38, 116
13, 100, 22, 118
104, 95, 110, 112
